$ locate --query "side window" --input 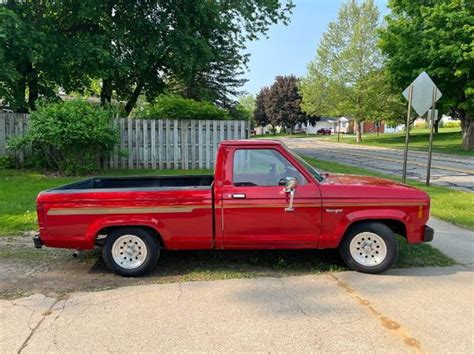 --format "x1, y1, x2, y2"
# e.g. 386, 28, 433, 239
233, 149, 307, 187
